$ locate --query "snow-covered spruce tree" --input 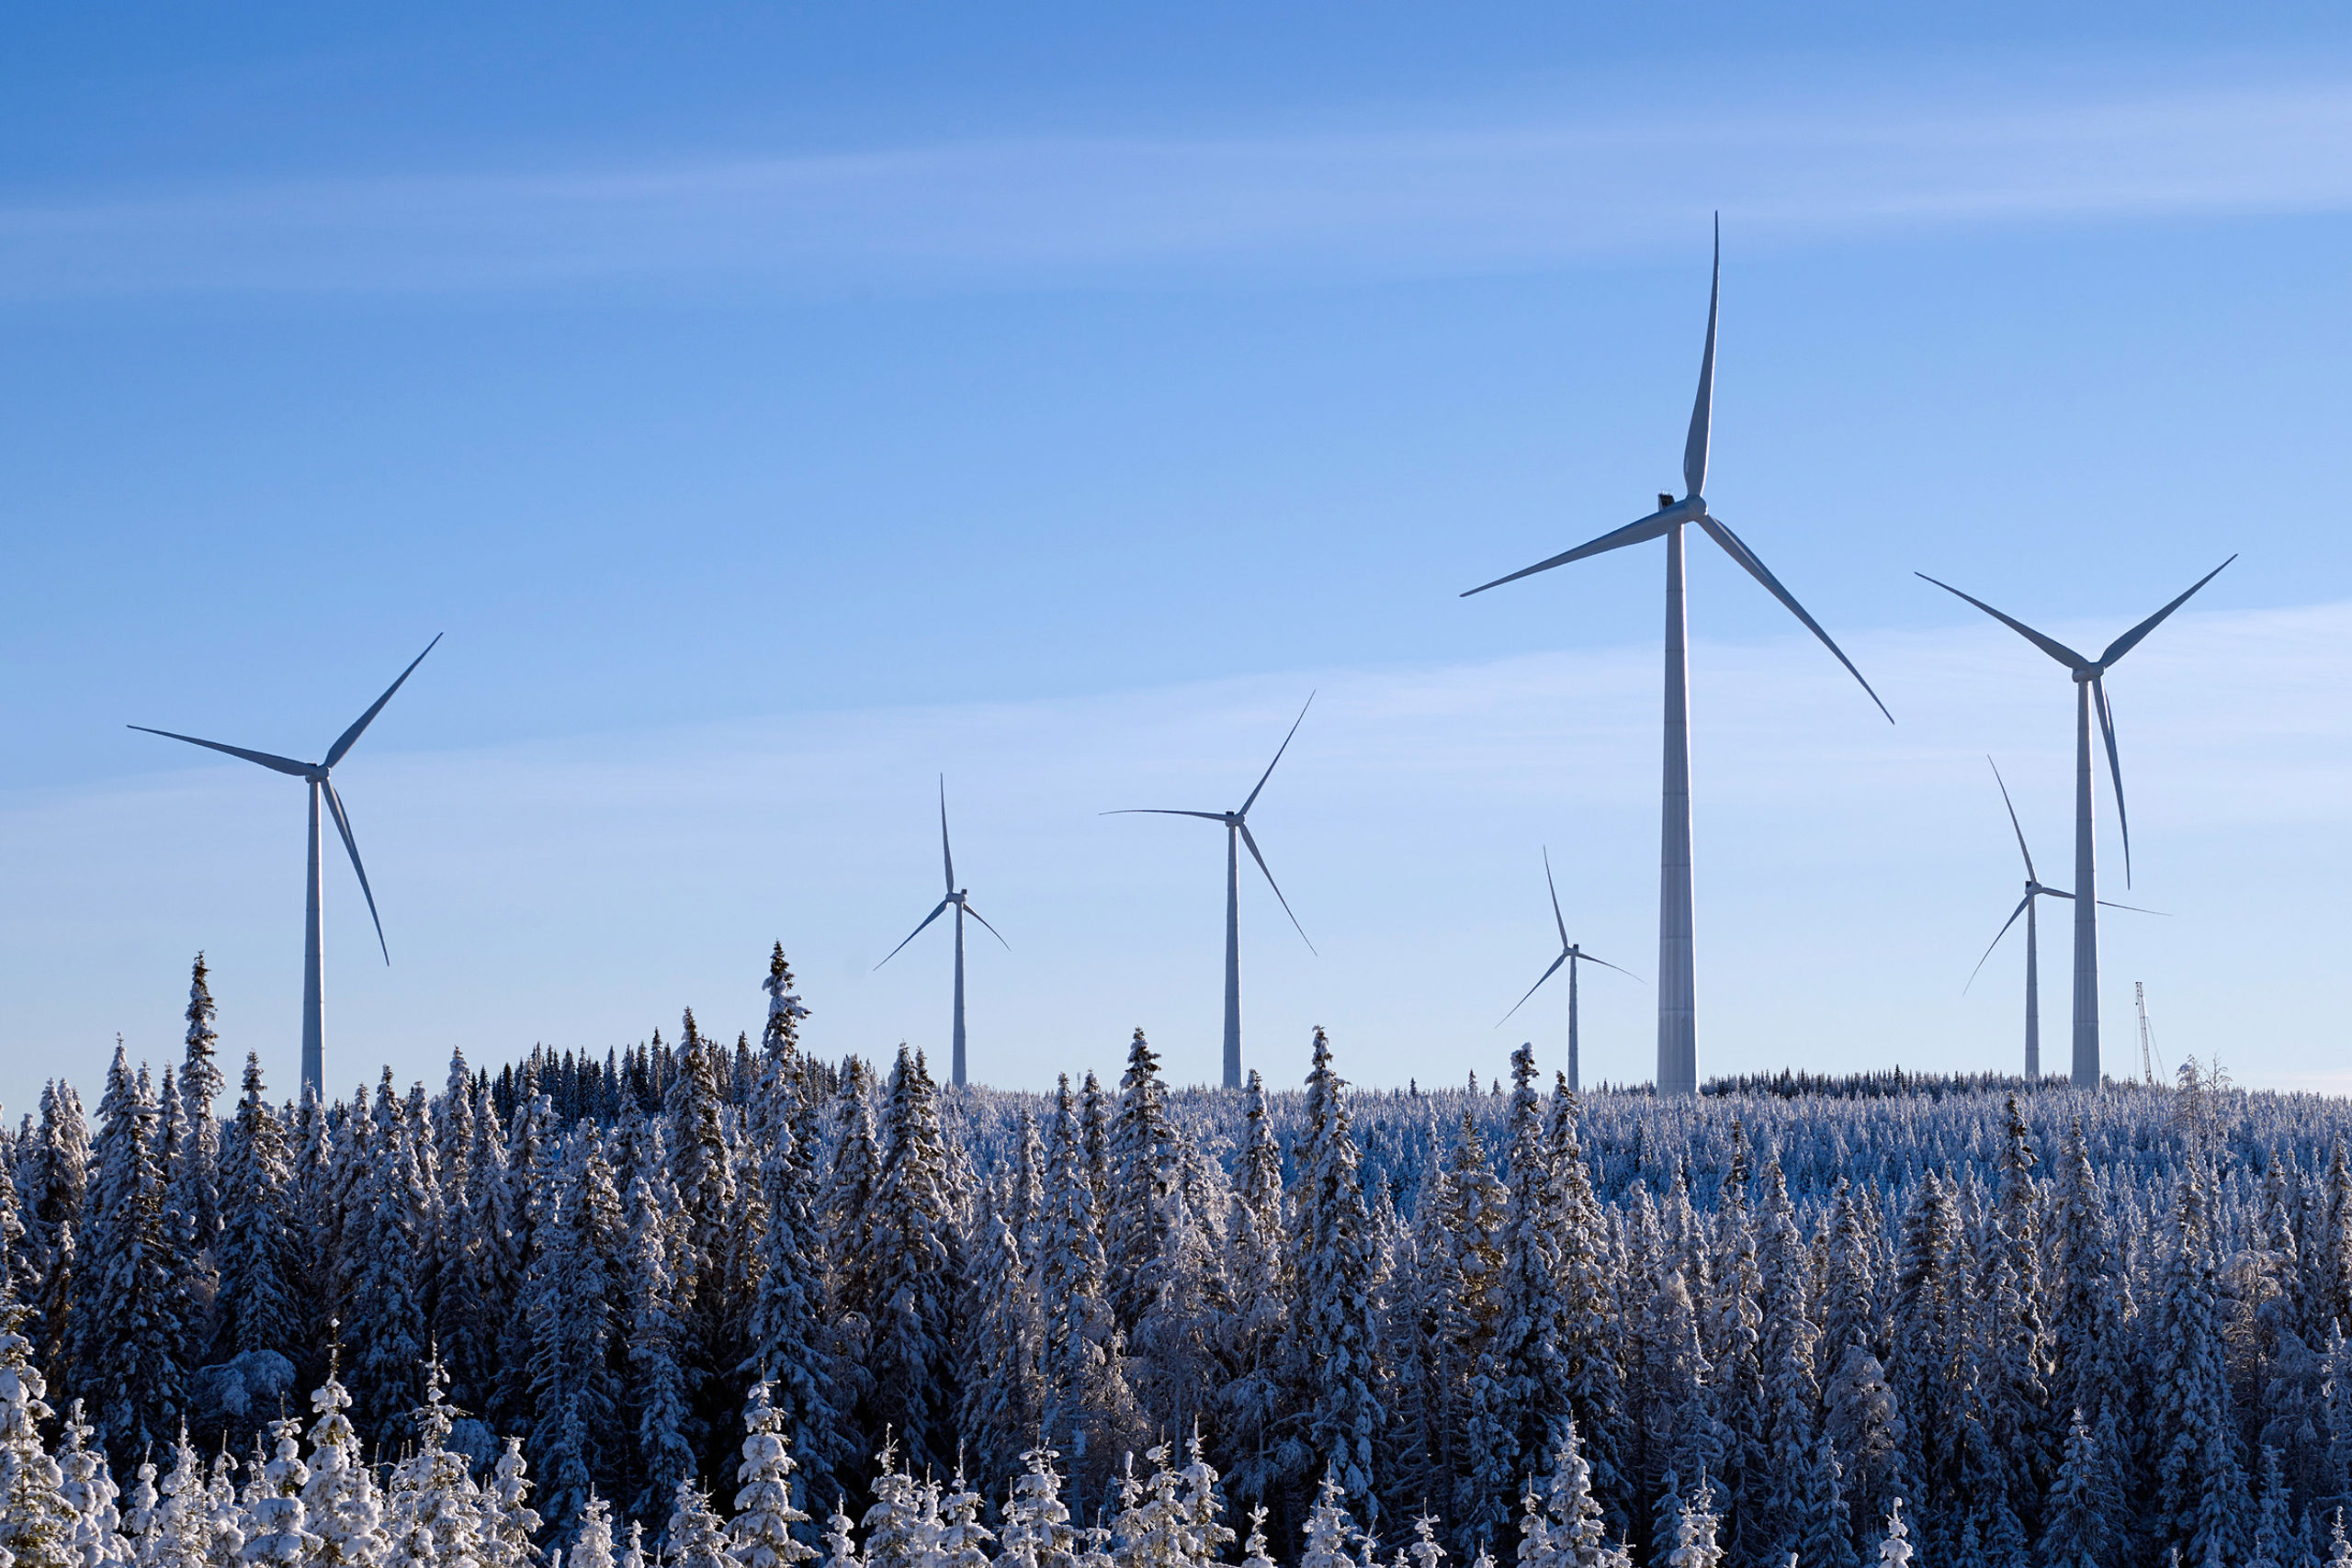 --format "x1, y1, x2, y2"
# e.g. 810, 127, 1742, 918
2150, 1159, 2253, 1566
1000, 1446, 1080, 1568
302, 1355, 392, 1566
570, 1494, 620, 1568
1541, 1079, 1625, 1536
1749, 1156, 1818, 1563
76, 1046, 186, 1461
665, 1476, 736, 1568
350, 1081, 436, 1450
1697, 1143, 1763, 1565
155, 1069, 211, 1400
1533, 1415, 1631, 1568
729, 1379, 818, 1568
150, 1426, 215, 1568
176, 955, 226, 1255
530, 1134, 630, 1533
483, 1435, 545, 1567
1653, 1472, 1721, 1568
1035, 1074, 1142, 1504
1218, 1070, 1294, 1513
941, 1462, 998, 1568
1299, 1469, 1363, 1568
0, 1287, 76, 1563
1107, 1029, 1178, 1330
1887, 1168, 1962, 1549
54, 1398, 123, 1562
959, 1185, 1045, 1494
625, 1120, 698, 1520
1872, 1498, 1914, 1567
1410, 1104, 1505, 1541
867, 1047, 961, 1477
18, 1078, 92, 1384
216, 1052, 301, 1368
743, 1043, 850, 1518
1292, 1029, 1388, 1525
1467, 1047, 1551, 1540
1129, 1132, 1229, 1446
1819, 1181, 1903, 1537
243, 1416, 323, 1565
